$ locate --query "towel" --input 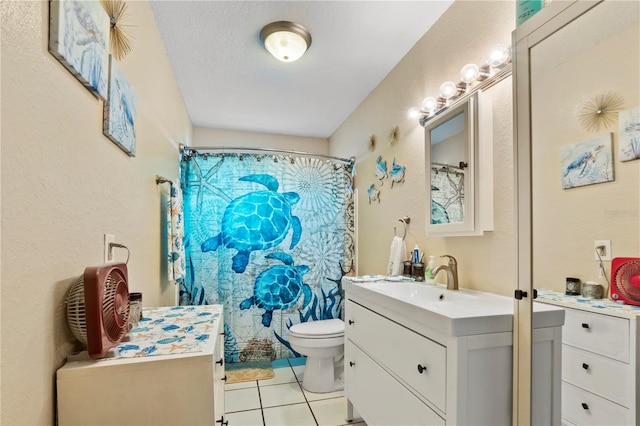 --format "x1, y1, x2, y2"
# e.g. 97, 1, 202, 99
167, 183, 185, 284
387, 236, 407, 276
